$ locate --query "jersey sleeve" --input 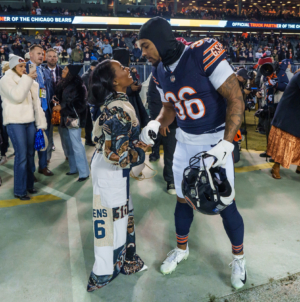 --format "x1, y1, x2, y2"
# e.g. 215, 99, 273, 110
152, 67, 168, 103
192, 38, 233, 90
